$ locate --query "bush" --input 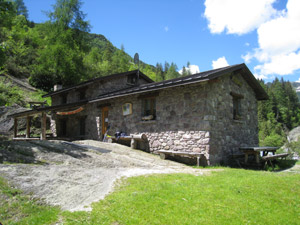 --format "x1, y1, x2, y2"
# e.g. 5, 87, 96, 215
260, 133, 286, 147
